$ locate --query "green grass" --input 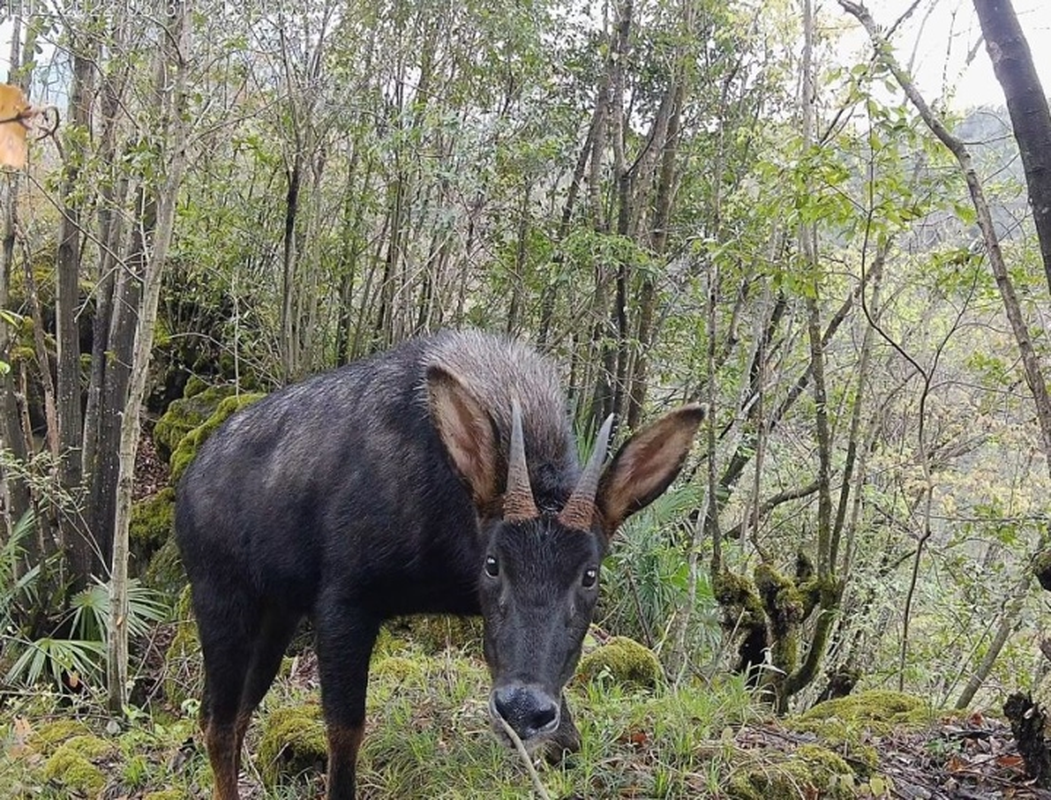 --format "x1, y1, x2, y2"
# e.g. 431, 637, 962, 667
0, 640, 891, 799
